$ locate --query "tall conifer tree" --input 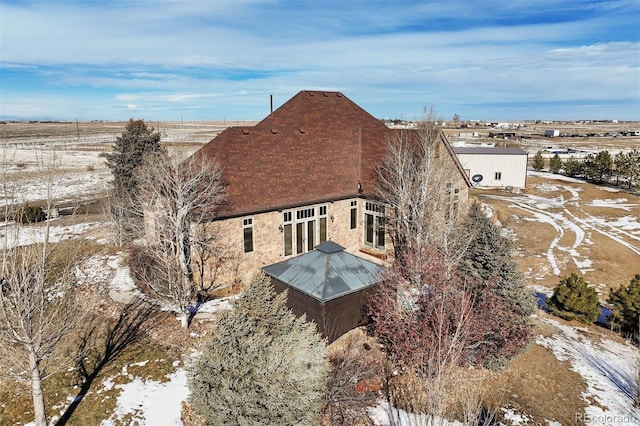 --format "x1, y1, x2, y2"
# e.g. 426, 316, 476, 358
106, 119, 162, 201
